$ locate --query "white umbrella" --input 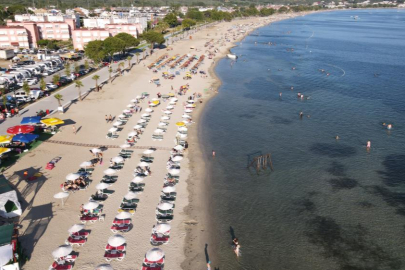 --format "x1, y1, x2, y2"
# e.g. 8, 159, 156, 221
169, 101, 176, 105
170, 98, 178, 102
182, 114, 191, 119
80, 161, 92, 168
68, 224, 85, 234
104, 168, 117, 175
152, 98, 159, 101
154, 223, 171, 234
169, 169, 180, 175
166, 105, 174, 110
96, 183, 110, 190
145, 108, 153, 113
154, 129, 164, 135
186, 104, 195, 108
131, 99, 137, 103
133, 125, 142, 130
138, 162, 150, 167
142, 113, 150, 117
108, 127, 118, 132
83, 201, 99, 210
52, 245, 72, 258
131, 177, 144, 183
127, 104, 134, 108
92, 148, 101, 153
174, 145, 184, 151
187, 100, 196, 104
115, 212, 132, 220
118, 114, 126, 118
66, 173, 80, 181
128, 131, 137, 137
143, 149, 154, 155
138, 119, 146, 123
157, 202, 173, 210
113, 121, 123, 126
124, 191, 139, 200
108, 235, 126, 247
185, 109, 193, 113
120, 144, 131, 149
112, 156, 124, 163
95, 264, 114, 270
123, 109, 131, 113
145, 248, 165, 262
162, 186, 176, 193
158, 122, 168, 127
163, 111, 172, 115
54, 192, 69, 207
161, 116, 170, 120
172, 156, 183, 162
178, 134, 188, 139
178, 127, 188, 132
